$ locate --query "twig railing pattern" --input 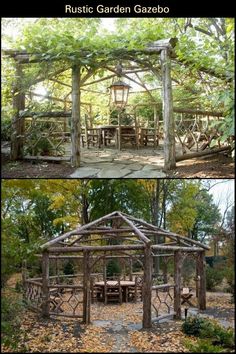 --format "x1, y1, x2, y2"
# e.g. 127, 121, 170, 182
151, 283, 175, 319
